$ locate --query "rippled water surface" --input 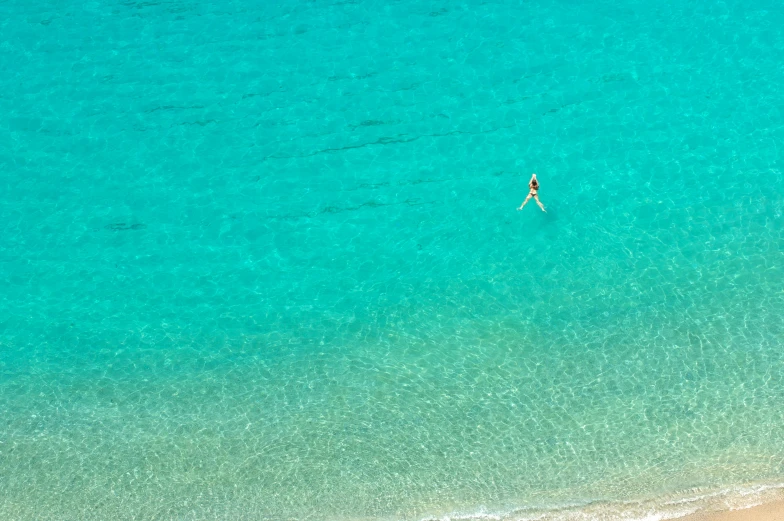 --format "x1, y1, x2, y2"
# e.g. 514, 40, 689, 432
1, 0, 783, 519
